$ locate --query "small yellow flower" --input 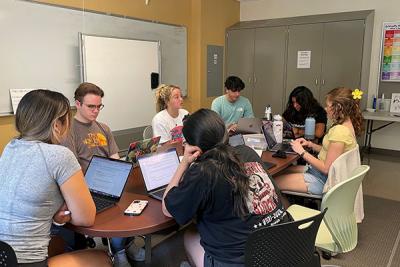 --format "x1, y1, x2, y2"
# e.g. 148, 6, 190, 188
352, 89, 363, 100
